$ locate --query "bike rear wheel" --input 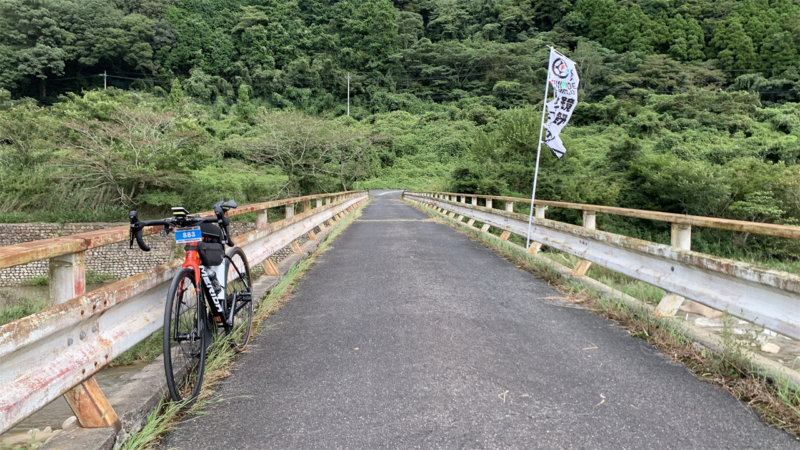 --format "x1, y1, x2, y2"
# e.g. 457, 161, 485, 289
224, 247, 253, 351
164, 267, 207, 406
